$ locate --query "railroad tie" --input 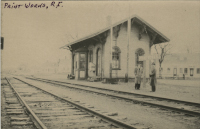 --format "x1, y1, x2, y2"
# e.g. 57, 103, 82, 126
5, 106, 23, 109
10, 121, 33, 126
10, 117, 30, 121
6, 100, 19, 104
6, 112, 24, 115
